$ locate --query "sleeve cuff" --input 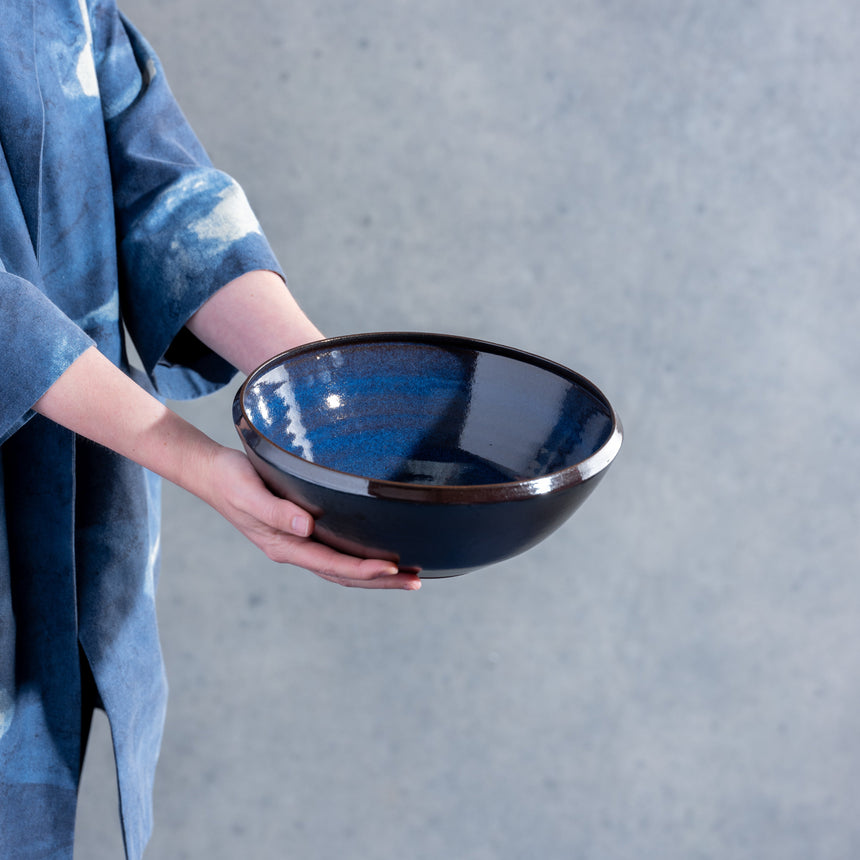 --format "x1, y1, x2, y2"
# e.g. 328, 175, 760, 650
119, 171, 285, 400
0, 273, 95, 444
